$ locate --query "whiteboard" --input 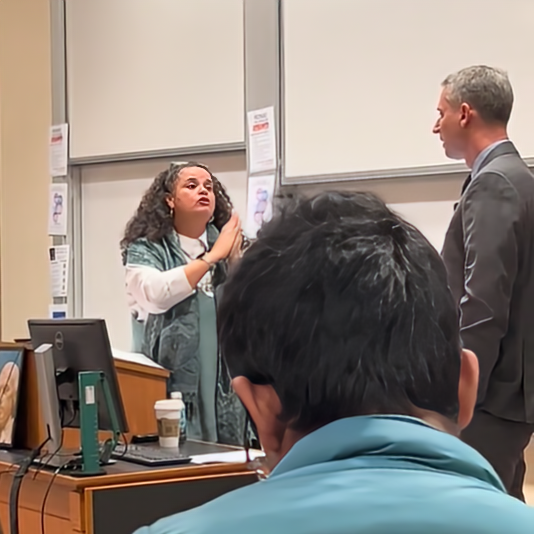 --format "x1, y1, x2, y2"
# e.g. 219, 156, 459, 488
81, 154, 247, 350
282, 0, 534, 181
66, 0, 245, 160
389, 201, 455, 253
